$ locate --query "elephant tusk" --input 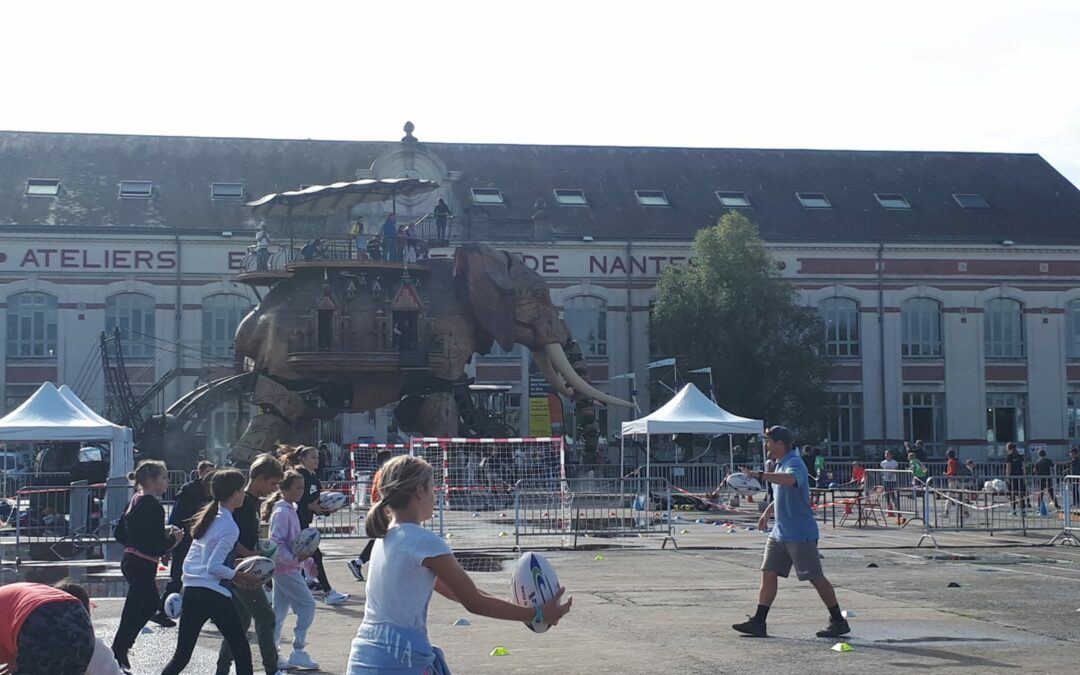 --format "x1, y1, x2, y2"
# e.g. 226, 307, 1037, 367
531, 350, 575, 397
543, 344, 634, 408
